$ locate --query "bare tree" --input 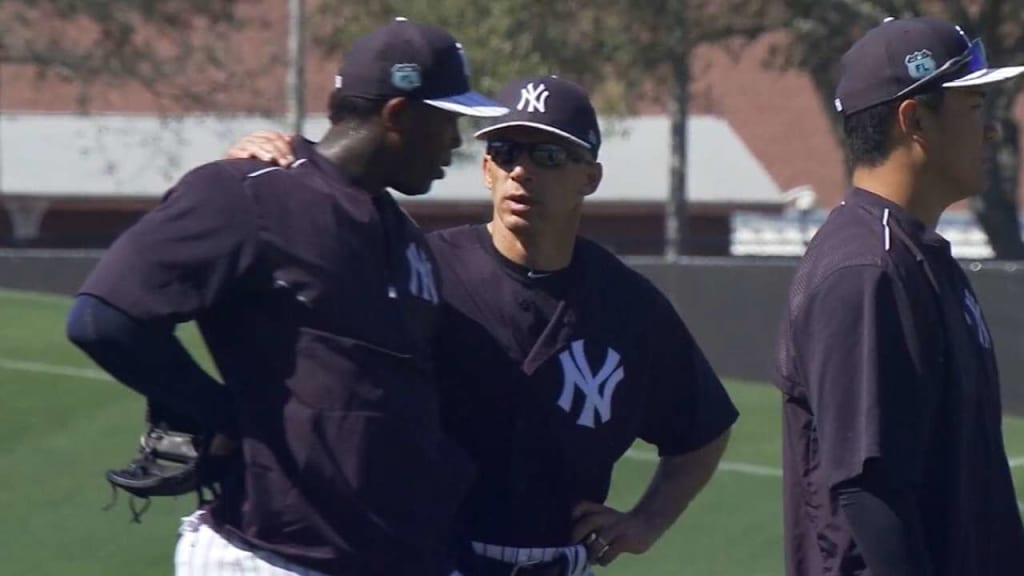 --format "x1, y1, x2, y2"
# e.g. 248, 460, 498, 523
0, 0, 264, 112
